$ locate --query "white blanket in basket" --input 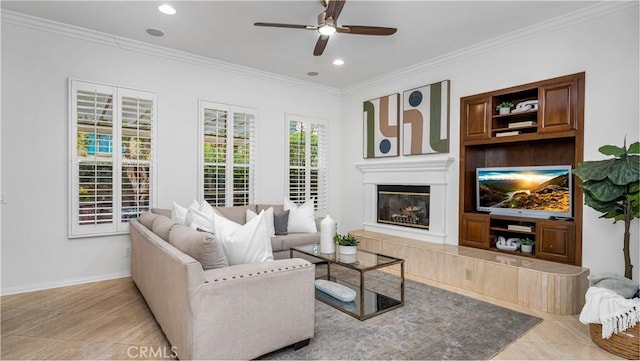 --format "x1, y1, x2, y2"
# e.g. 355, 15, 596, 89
579, 286, 640, 339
